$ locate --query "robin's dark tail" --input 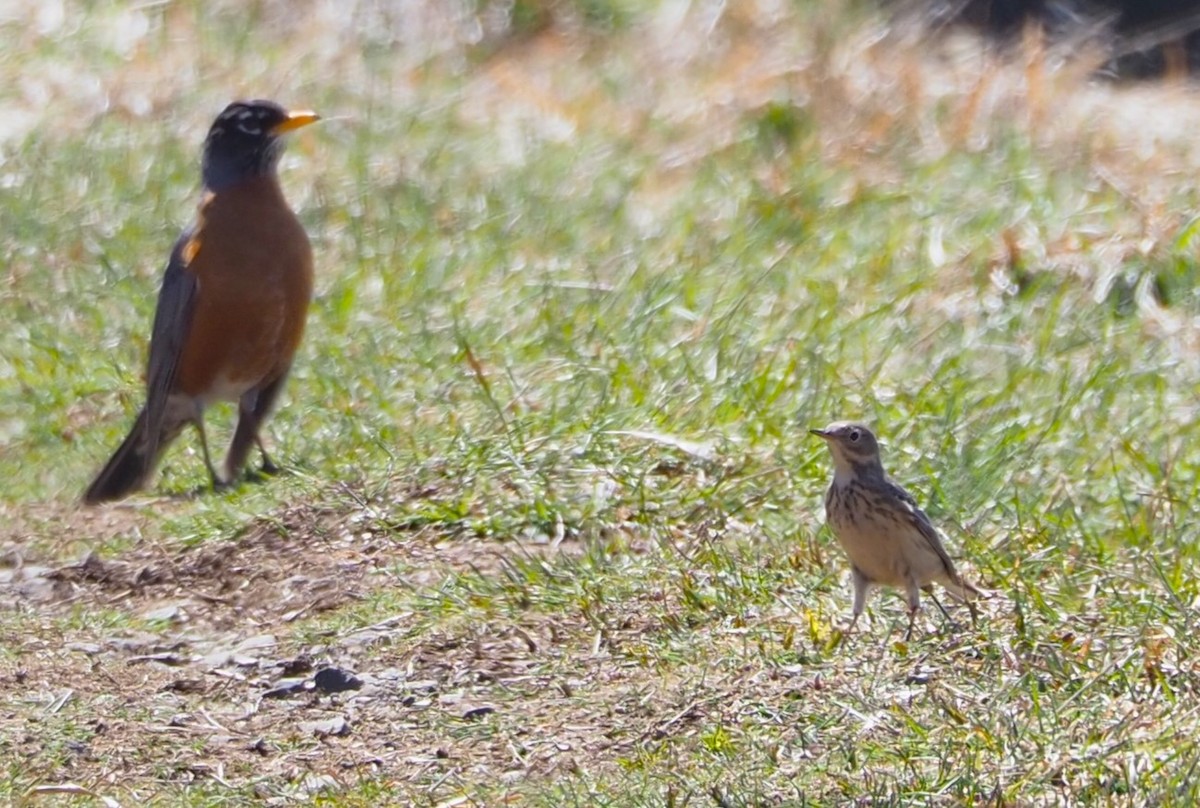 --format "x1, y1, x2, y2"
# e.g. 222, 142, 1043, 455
83, 409, 161, 504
